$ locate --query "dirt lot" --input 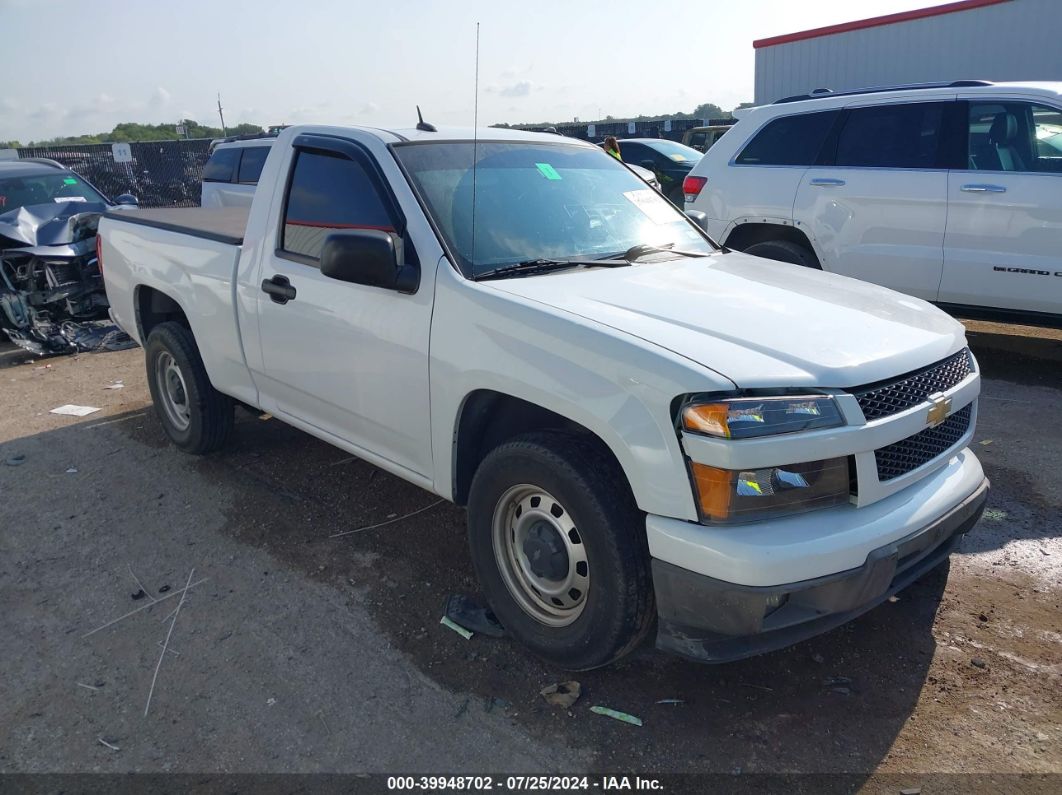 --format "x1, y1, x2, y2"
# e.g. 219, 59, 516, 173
1, 320, 1059, 791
